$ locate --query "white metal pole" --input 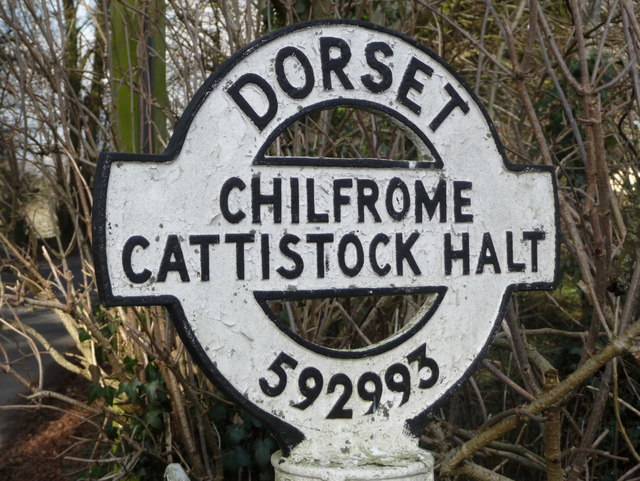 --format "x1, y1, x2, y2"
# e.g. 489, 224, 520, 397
271, 450, 434, 481
164, 463, 190, 481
